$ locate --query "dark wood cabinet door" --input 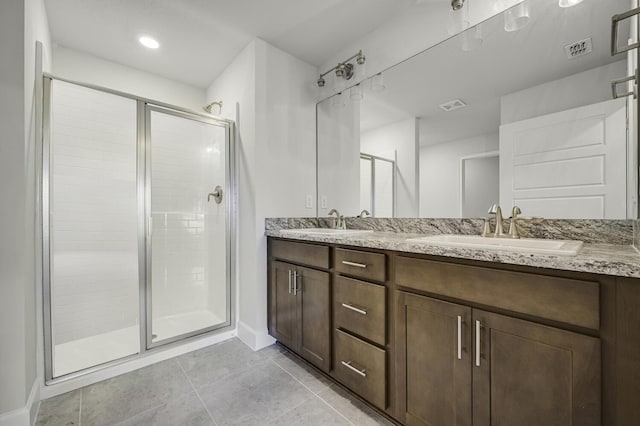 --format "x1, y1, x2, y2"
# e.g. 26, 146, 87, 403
472, 310, 601, 426
269, 261, 297, 350
297, 266, 331, 372
395, 291, 472, 426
